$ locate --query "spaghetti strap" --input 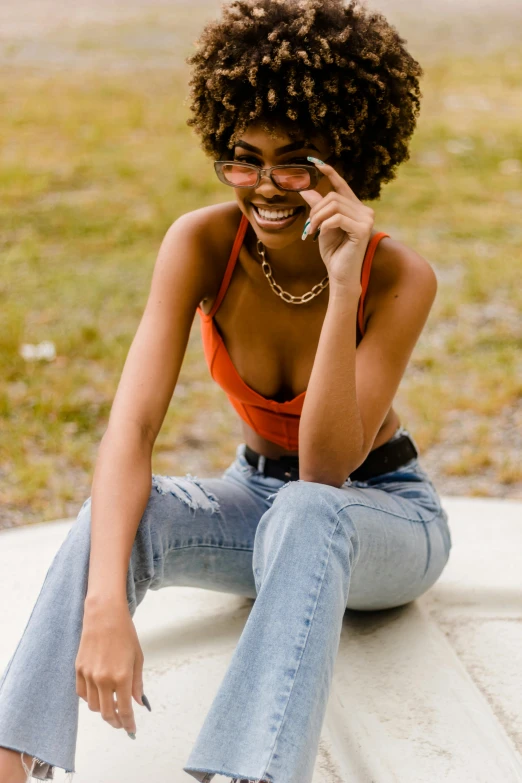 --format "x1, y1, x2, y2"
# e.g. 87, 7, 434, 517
206, 213, 249, 319
357, 231, 390, 336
